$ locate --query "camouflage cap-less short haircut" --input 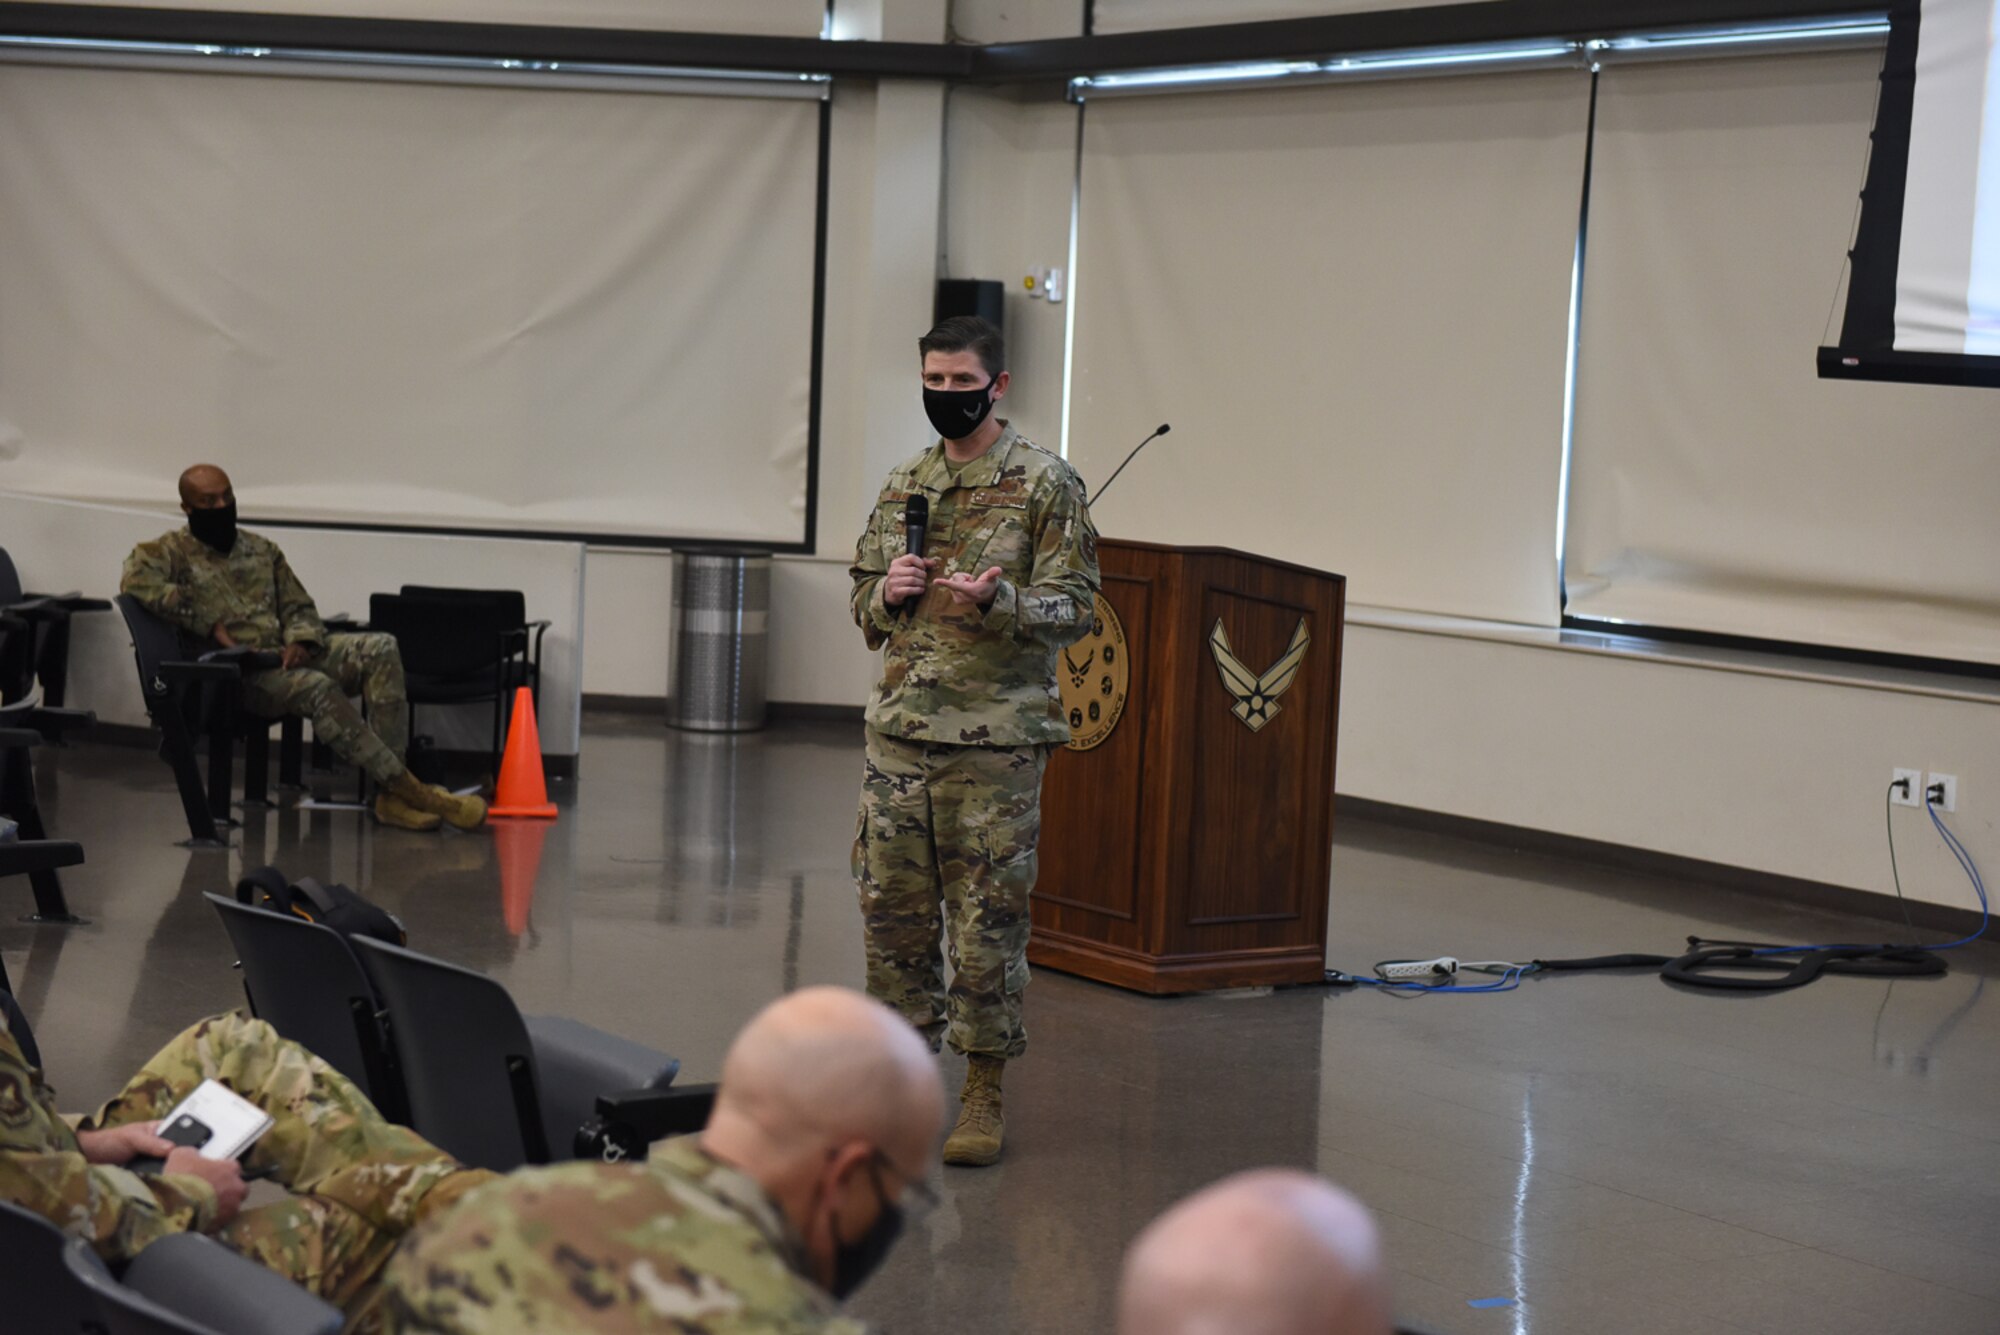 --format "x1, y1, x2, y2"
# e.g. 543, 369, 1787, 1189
919, 316, 1005, 381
